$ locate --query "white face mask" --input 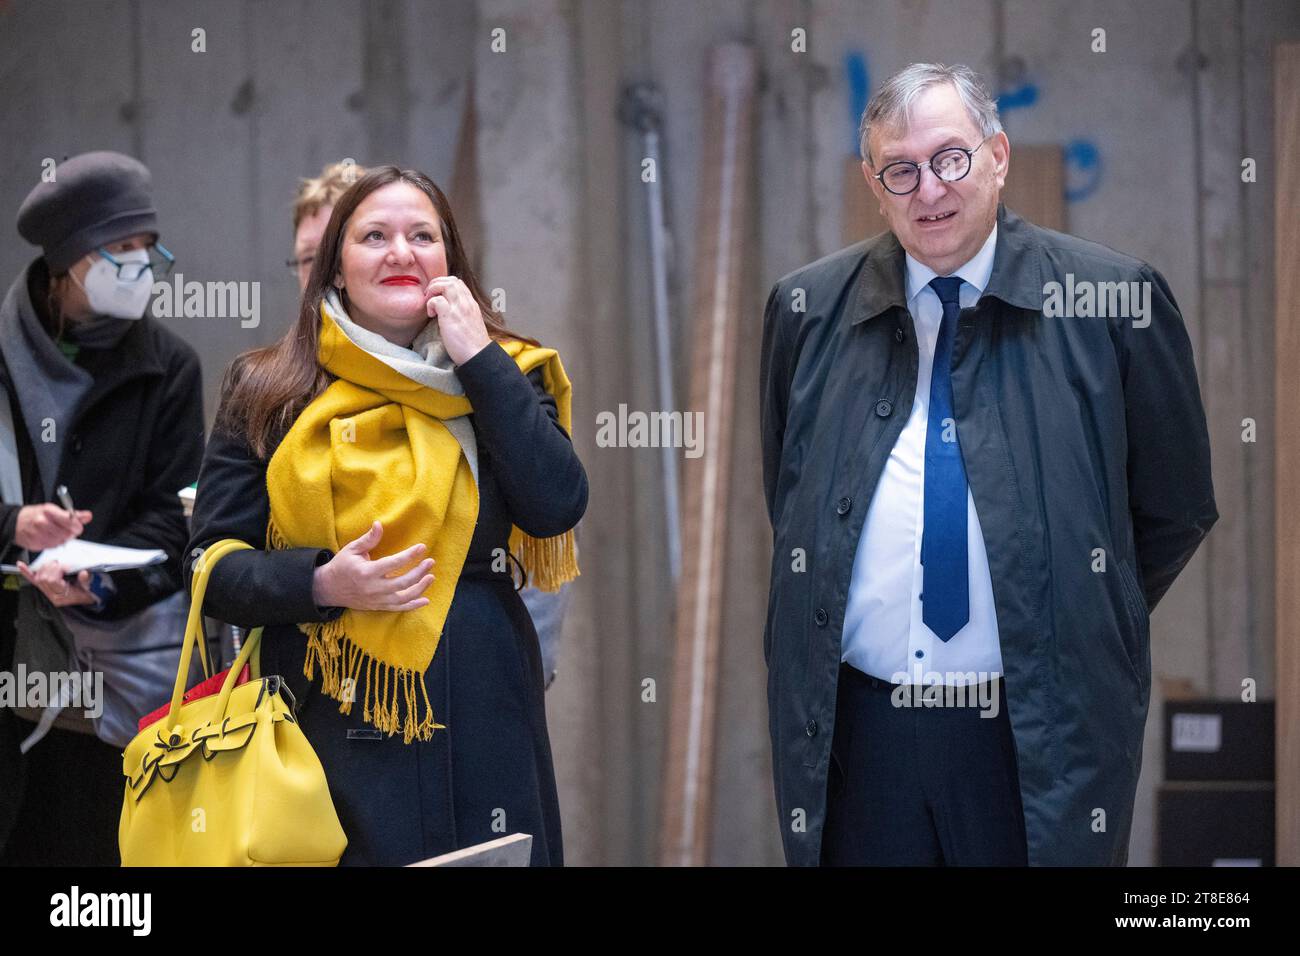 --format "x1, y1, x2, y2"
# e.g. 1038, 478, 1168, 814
72, 249, 154, 319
